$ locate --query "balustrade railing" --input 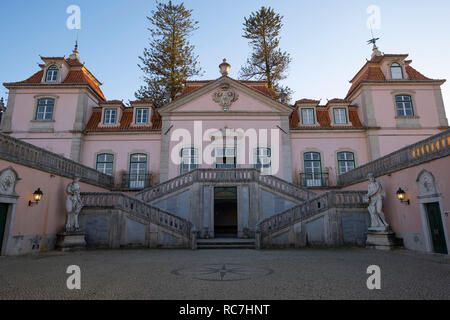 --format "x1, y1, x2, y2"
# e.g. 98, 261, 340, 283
258, 173, 316, 201
136, 168, 315, 202
0, 133, 114, 188
338, 129, 450, 186
299, 172, 330, 188
81, 192, 192, 237
258, 191, 367, 238
120, 173, 152, 190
